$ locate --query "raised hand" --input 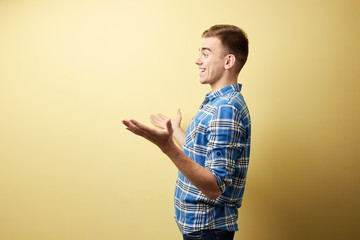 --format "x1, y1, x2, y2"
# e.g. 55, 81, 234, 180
122, 118, 174, 152
122, 112, 221, 200
150, 109, 185, 147
150, 109, 182, 131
